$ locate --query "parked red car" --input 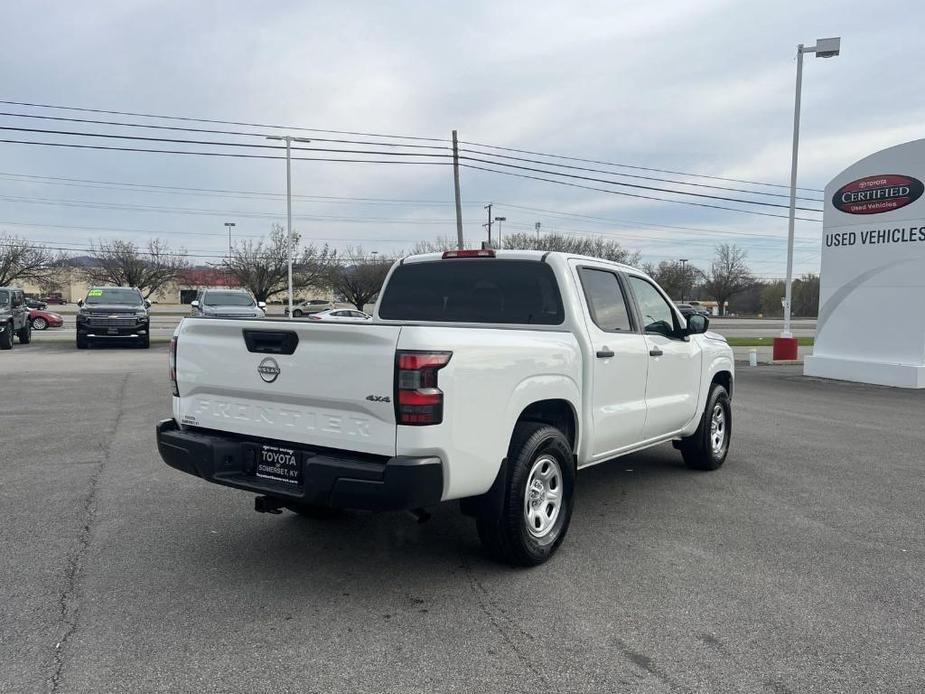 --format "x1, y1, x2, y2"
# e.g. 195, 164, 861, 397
29, 308, 64, 330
